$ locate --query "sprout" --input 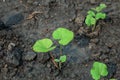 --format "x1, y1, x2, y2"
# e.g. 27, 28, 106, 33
85, 3, 107, 31
32, 27, 74, 69
90, 62, 108, 80
54, 55, 67, 63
